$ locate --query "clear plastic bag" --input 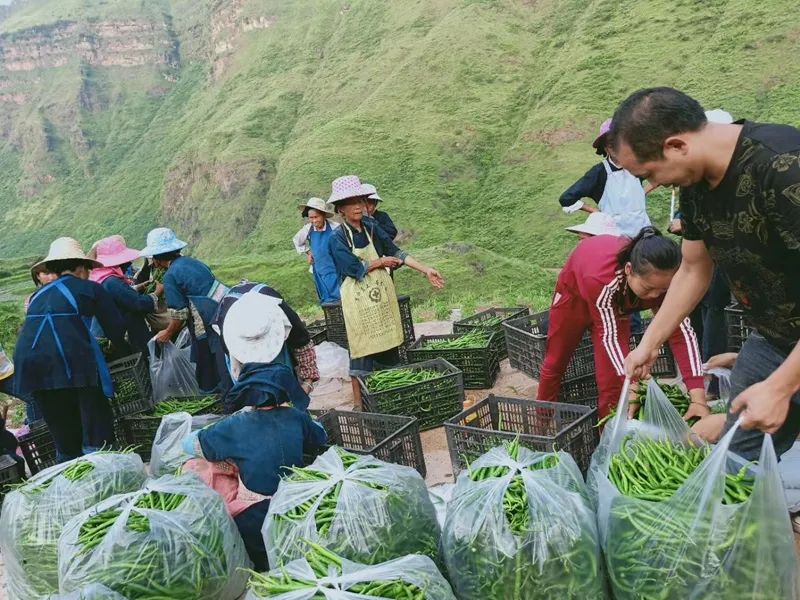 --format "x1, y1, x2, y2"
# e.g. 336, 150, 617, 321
314, 341, 351, 380
47, 584, 128, 599
589, 379, 798, 599
245, 551, 456, 600
148, 337, 200, 403
0, 452, 146, 599
706, 366, 732, 404
58, 473, 252, 599
442, 445, 606, 600
149, 412, 223, 477
263, 447, 440, 567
